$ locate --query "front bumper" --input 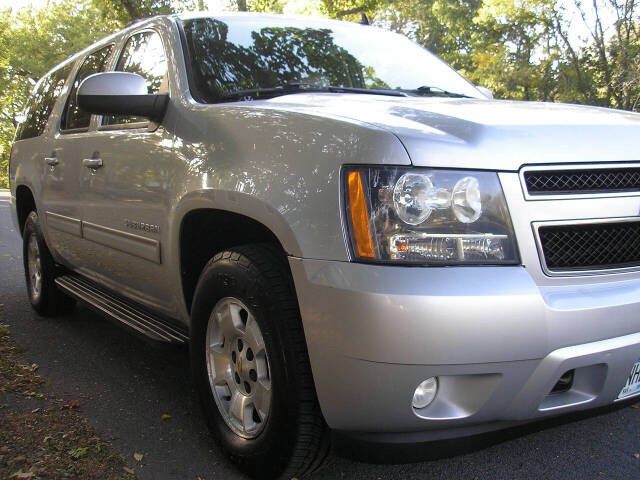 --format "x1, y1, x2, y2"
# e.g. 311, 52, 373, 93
289, 258, 640, 438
